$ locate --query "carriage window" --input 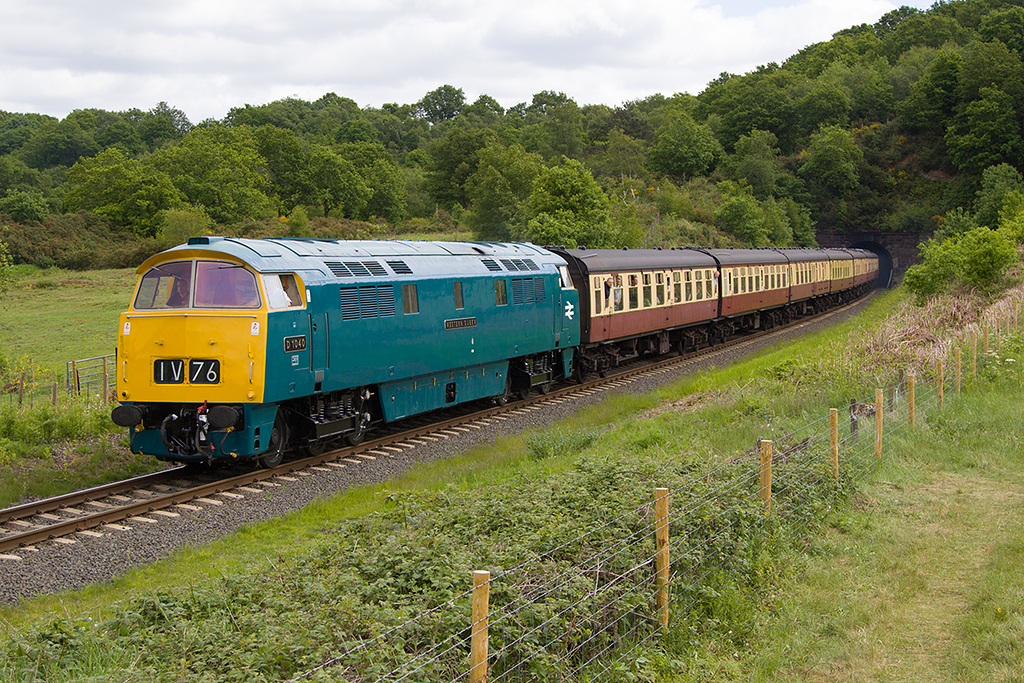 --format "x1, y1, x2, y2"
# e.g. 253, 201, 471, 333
695, 270, 703, 300
656, 283, 665, 305
642, 272, 652, 307
706, 279, 714, 299
628, 274, 639, 309
134, 260, 193, 310
403, 284, 419, 314
194, 261, 260, 308
494, 280, 507, 306
263, 273, 302, 309
613, 275, 624, 311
